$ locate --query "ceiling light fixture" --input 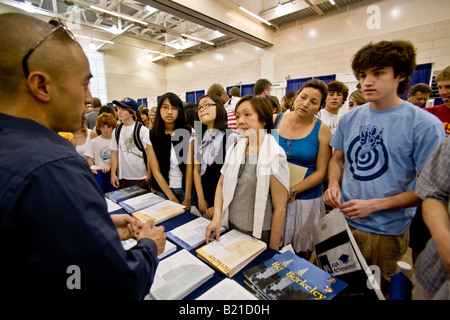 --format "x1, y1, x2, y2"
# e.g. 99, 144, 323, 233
239, 6, 272, 26
181, 33, 214, 46
90, 5, 148, 26
74, 34, 114, 44
329, 0, 336, 5
145, 49, 175, 58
